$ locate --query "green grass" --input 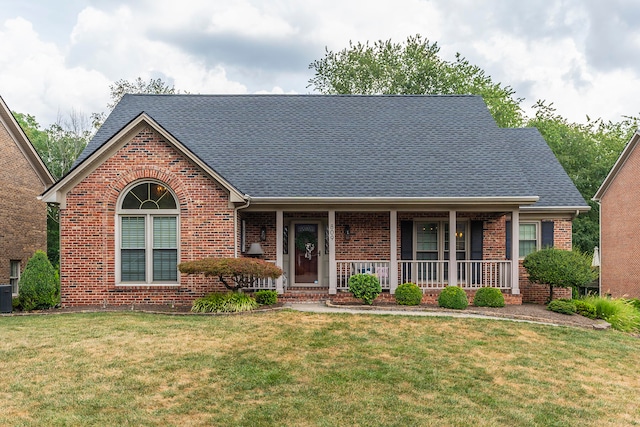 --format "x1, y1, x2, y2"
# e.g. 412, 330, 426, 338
2, 311, 640, 426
